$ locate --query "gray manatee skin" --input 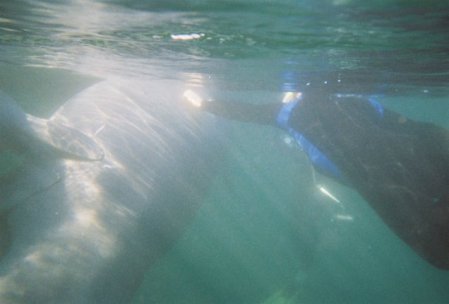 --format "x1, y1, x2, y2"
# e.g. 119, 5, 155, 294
0, 79, 223, 304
